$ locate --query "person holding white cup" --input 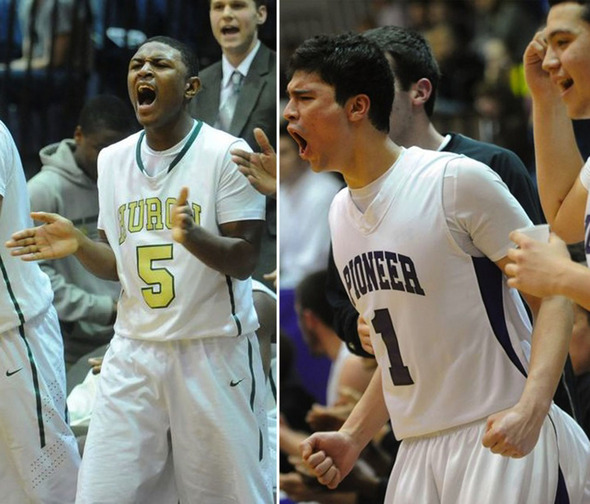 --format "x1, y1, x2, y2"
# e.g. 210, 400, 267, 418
506, 225, 590, 310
